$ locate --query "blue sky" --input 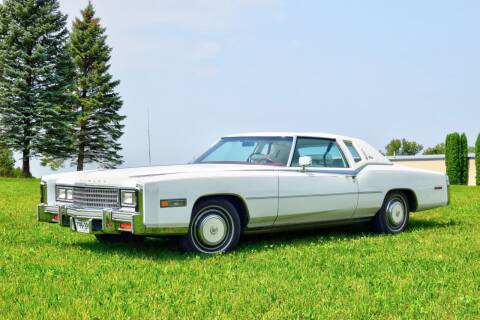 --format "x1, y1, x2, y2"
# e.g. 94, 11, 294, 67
27, 0, 480, 176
